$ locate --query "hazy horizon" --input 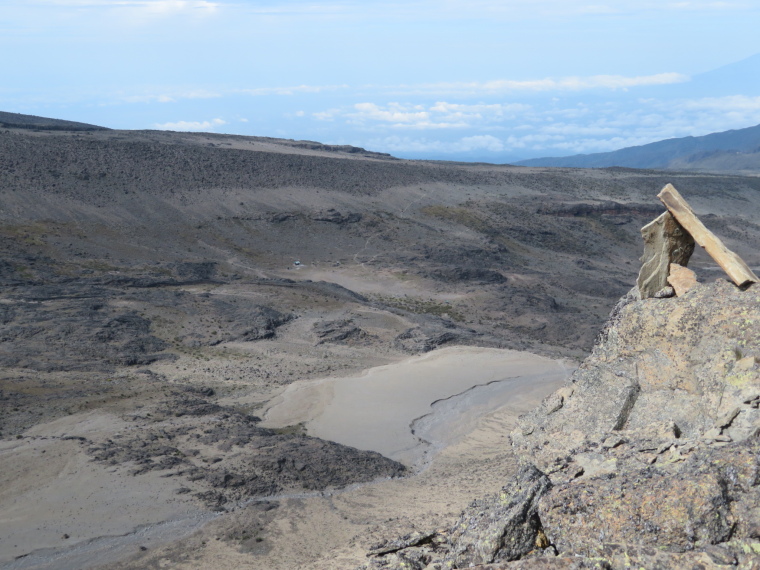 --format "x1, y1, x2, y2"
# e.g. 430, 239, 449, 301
2, 1, 760, 162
